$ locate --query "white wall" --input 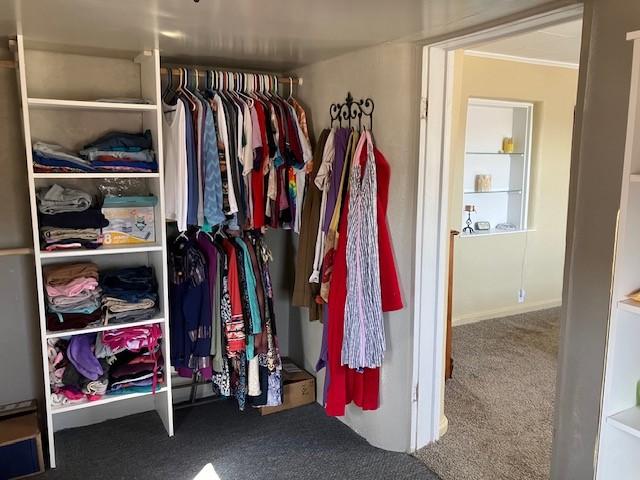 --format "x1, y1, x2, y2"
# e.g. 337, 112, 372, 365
293, 41, 421, 452
0, 49, 42, 407
449, 52, 578, 324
